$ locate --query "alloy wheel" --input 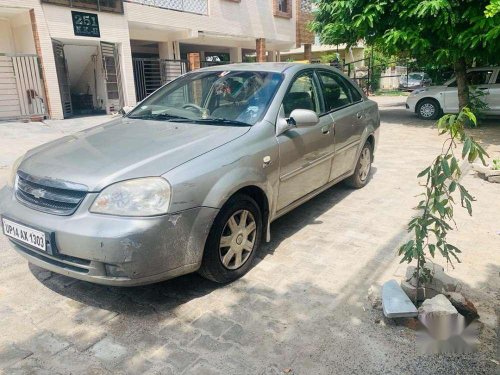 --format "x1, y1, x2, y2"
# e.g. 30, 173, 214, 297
358, 147, 371, 182
420, 103, 435, 118
219, 209, 257, 270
